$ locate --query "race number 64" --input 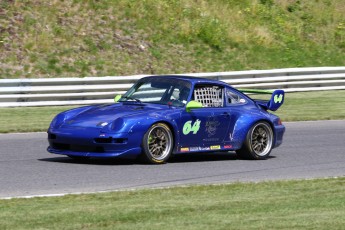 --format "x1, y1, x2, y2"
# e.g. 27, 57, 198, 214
183, 119, 201, 135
